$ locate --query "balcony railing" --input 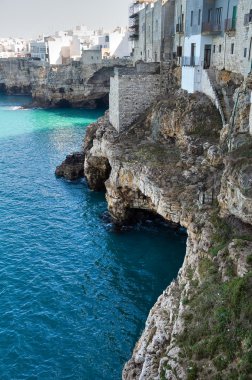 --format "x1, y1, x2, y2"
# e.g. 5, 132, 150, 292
182, 56, 200, 67
129, 33, 139, 41
129, 21, 139, 40
244, 13, 252, 26
176, 23, 184, 33
202, 22, 222, 34
225, 18, 237, 32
